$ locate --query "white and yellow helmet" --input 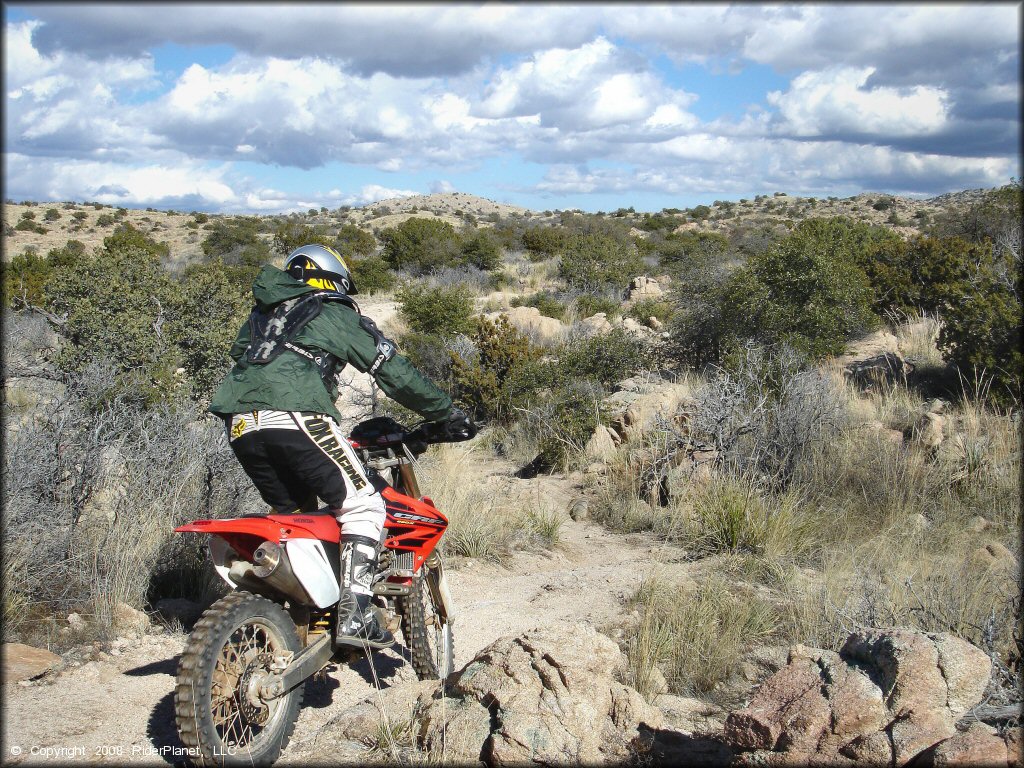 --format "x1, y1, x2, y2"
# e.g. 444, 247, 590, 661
284, 244, 358, 295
